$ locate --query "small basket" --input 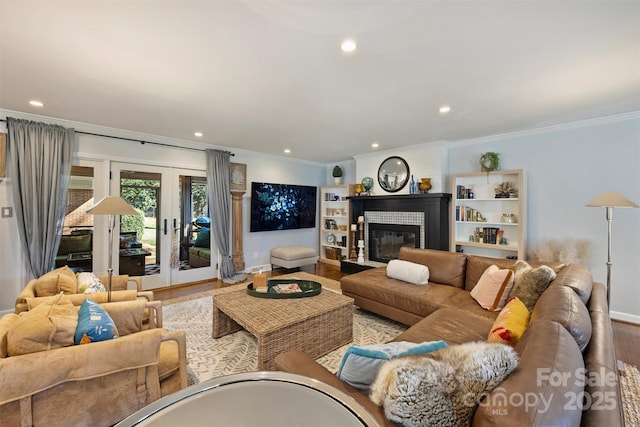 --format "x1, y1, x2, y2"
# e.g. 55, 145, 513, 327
325, 247, 343, 260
